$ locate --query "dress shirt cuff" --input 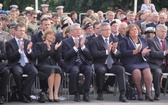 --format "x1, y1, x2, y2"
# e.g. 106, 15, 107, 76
164, 51, 166, 56
18, 49, 23, 54
27, 49, 32, 54
106, 50, 109, 55
113, 49, 118, 54
73, 46, 78, 52
81, 45, 86, 51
